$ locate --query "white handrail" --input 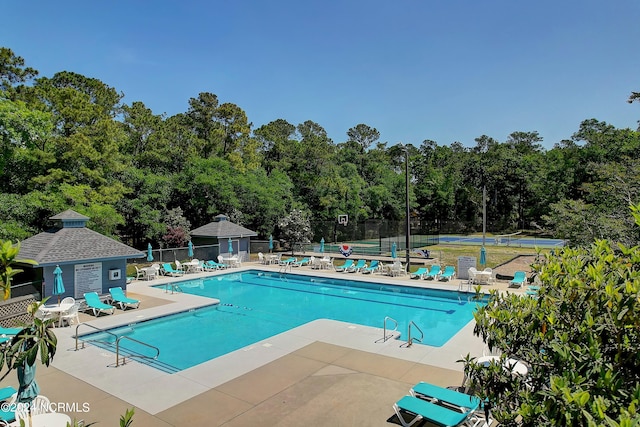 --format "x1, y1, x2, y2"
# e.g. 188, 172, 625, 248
407, 321, 424, 347
116, 335, 160, 367
376, 316, 398, 343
